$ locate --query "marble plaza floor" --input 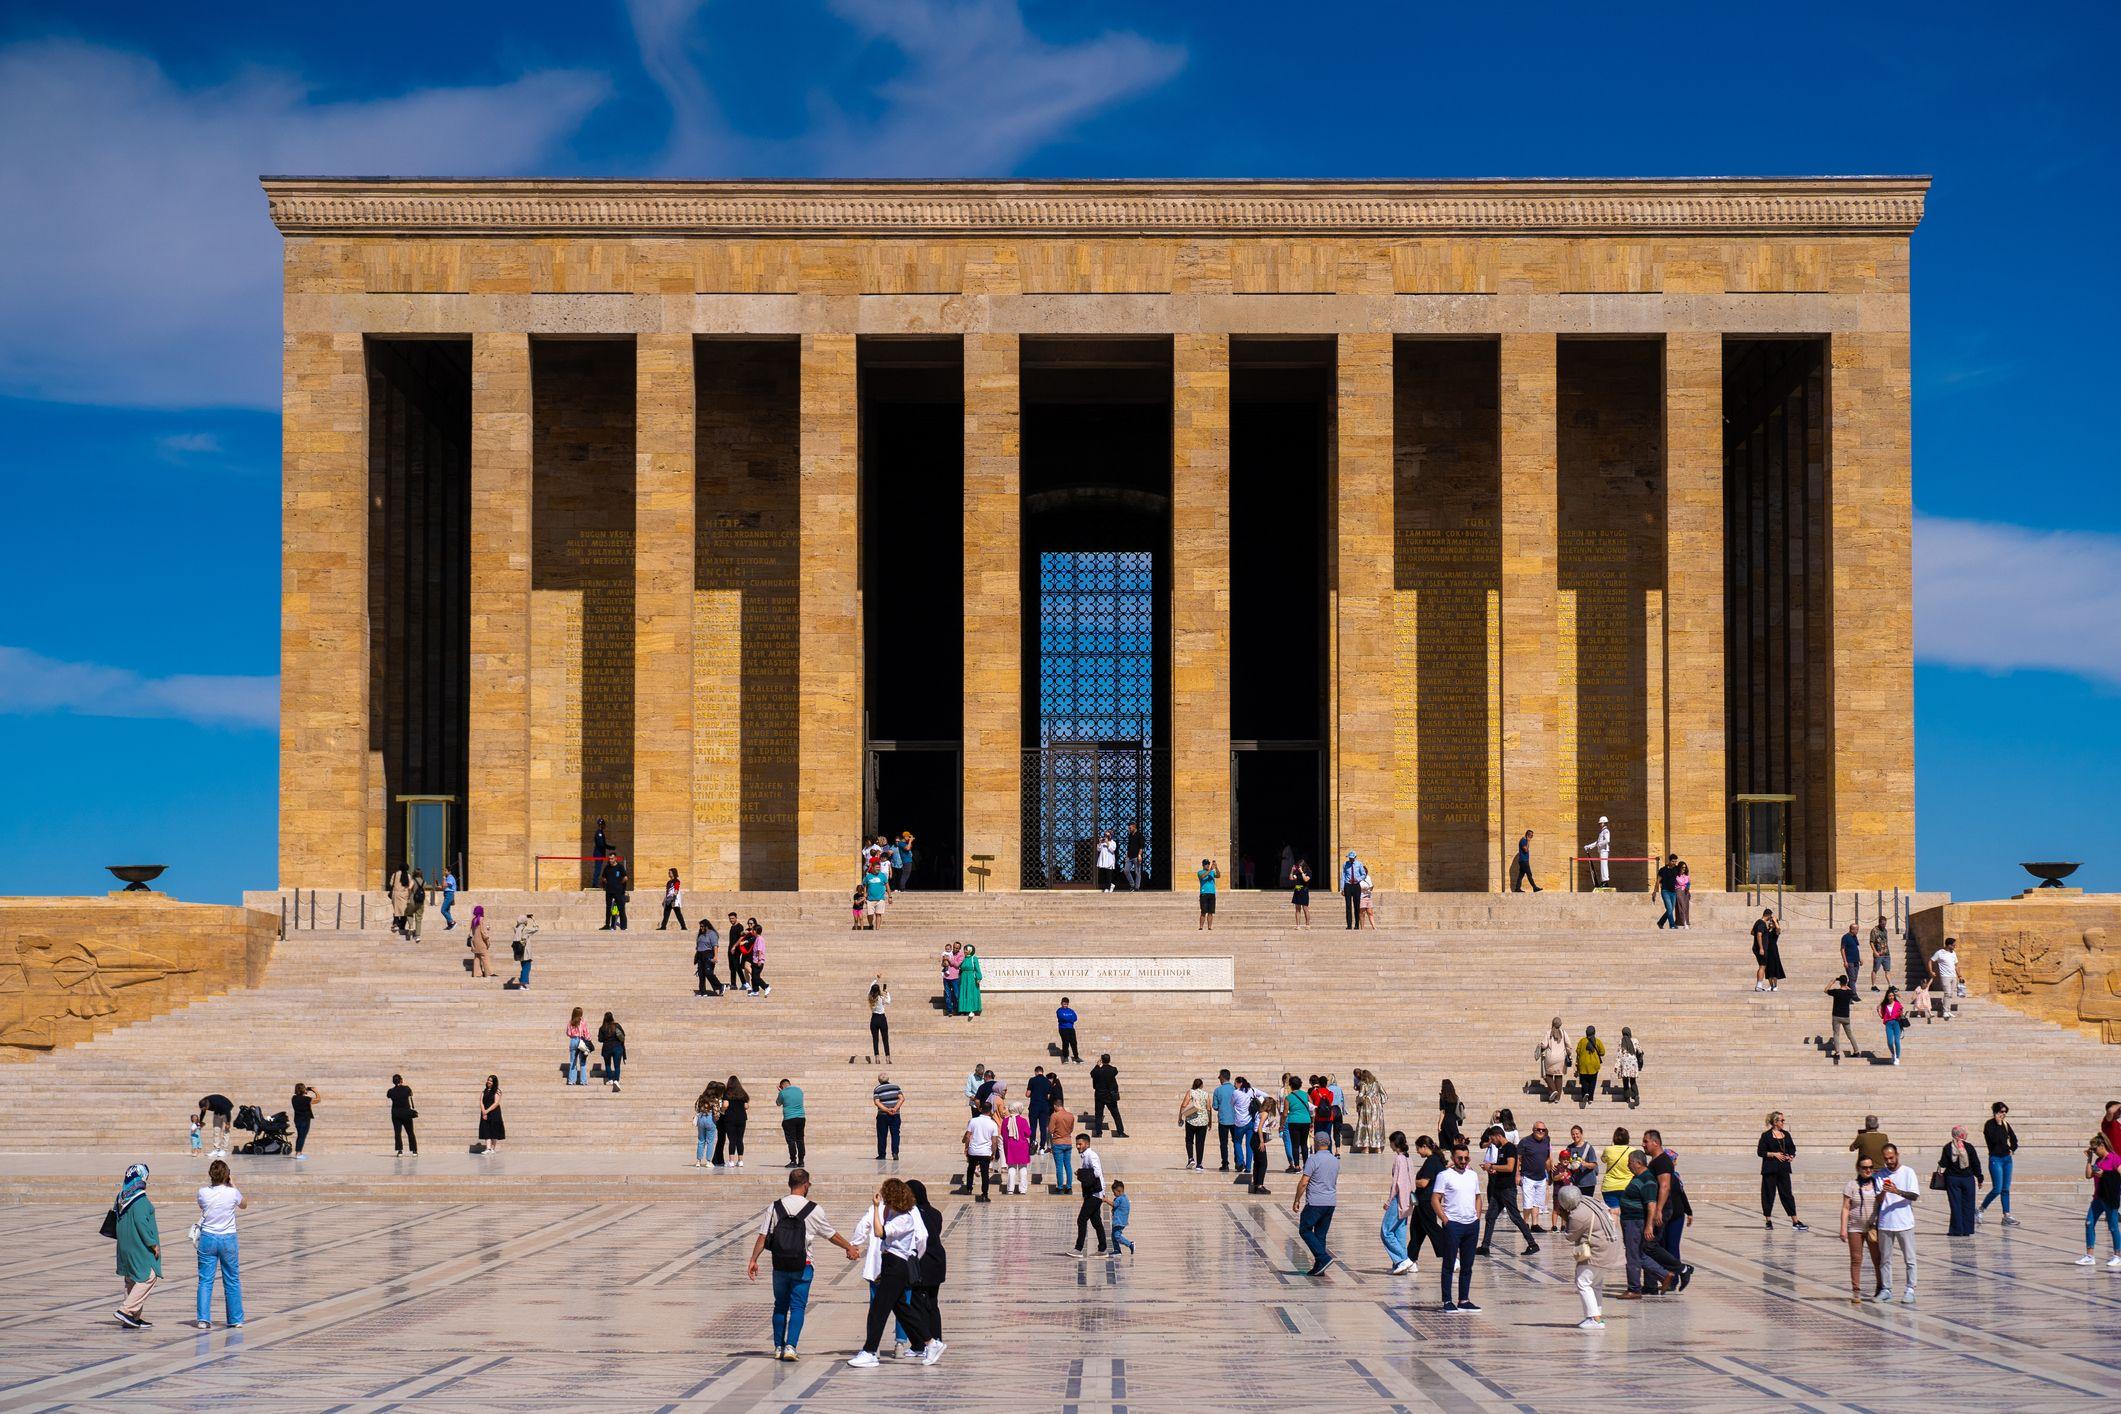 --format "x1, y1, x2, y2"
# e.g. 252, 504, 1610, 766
5, 1193, 2119, 1411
